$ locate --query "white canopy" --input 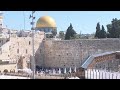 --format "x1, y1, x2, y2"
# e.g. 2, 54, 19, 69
18, 68, 33, 74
